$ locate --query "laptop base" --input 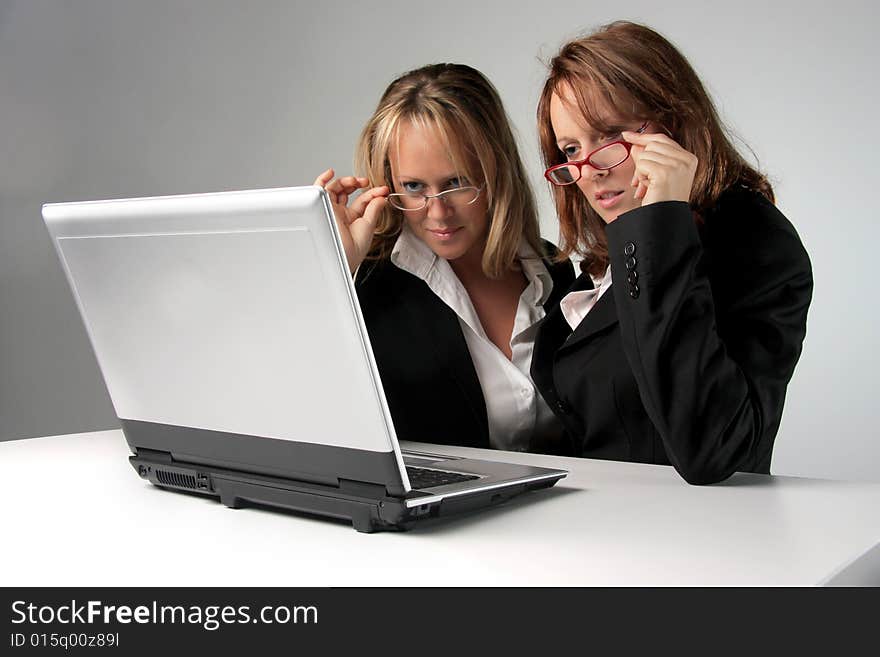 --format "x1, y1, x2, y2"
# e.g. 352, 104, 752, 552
129, 453, 558, 533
